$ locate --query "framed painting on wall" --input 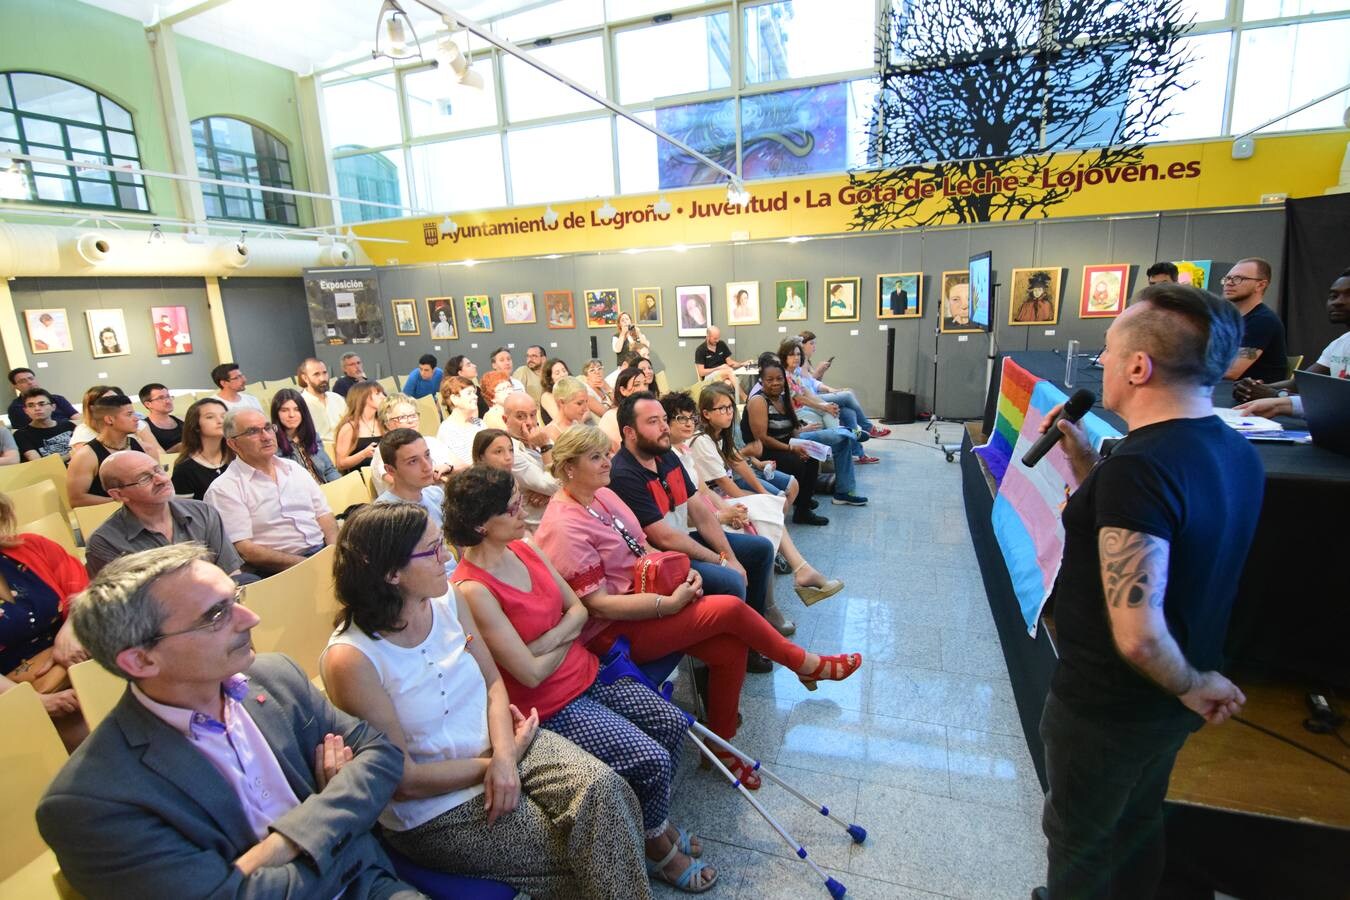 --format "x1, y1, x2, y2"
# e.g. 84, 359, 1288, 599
822, 277, 860, 323
86, 308, 131, 358
23, 308, 73, 354
877, 273, 922, 319
427, 297, 457, 339
939, 270, 979, 334
775, 280, 807, 321
676, 285, 712, 337
1079, 264, 1129, 319
544, 291, 575, 329
633, 288, 662, 327
585, 289, 619, 328
150, 305, 193, 355
726, 281, 760, 326
501, 292, 537, 325
393, 299, 420, 336
1008, 268, 1063, 326
1175, 260, 1212, 290
464, 295, 493, 333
